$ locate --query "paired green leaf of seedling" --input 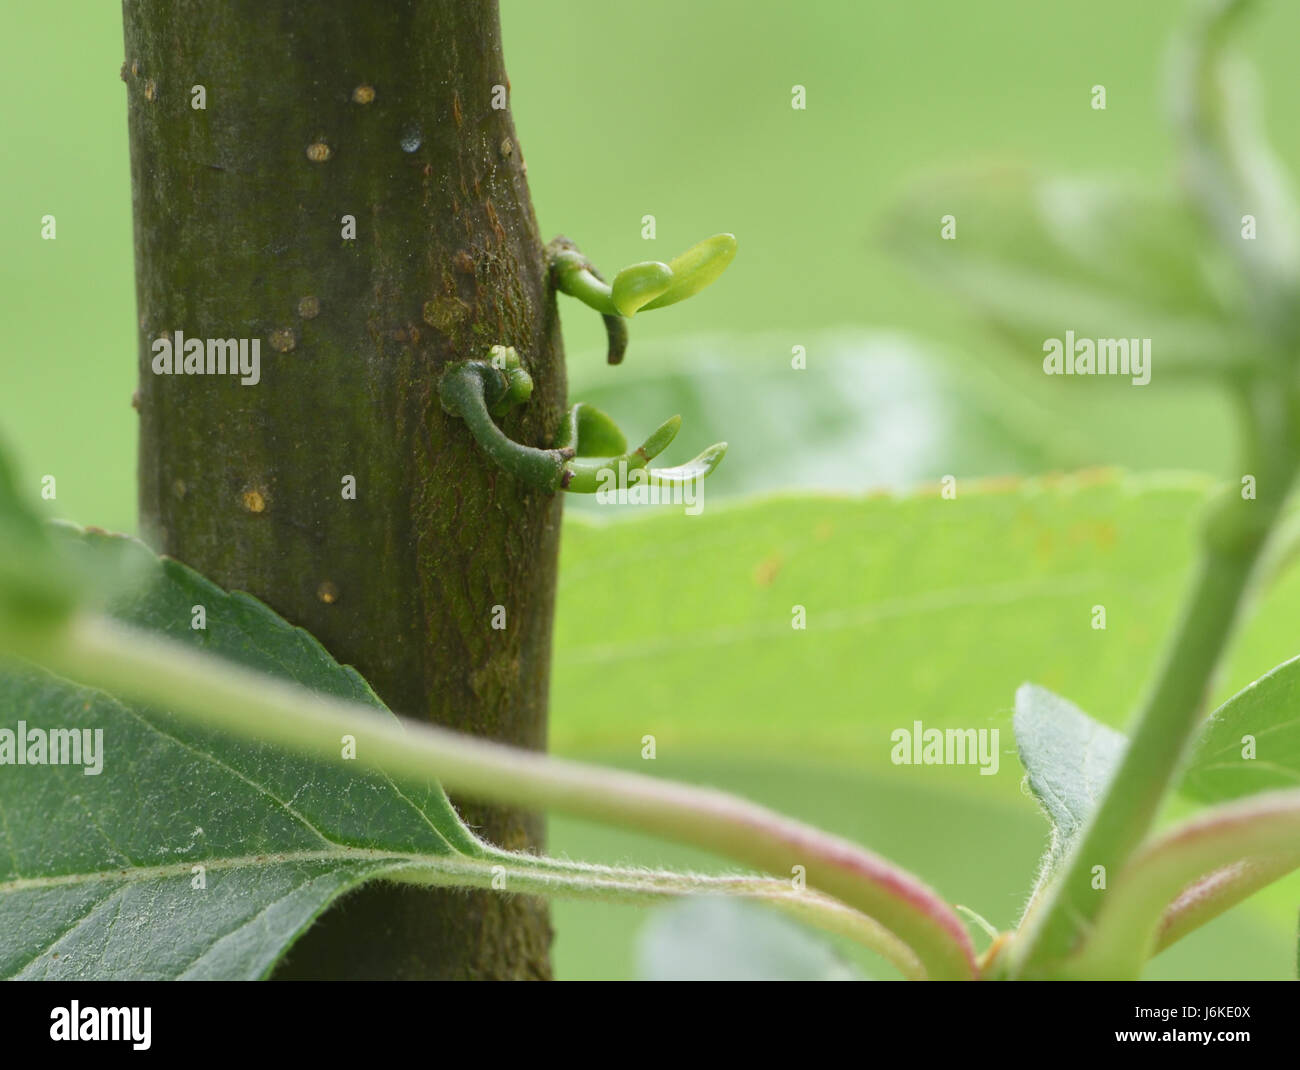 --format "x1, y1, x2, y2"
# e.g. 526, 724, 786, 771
617, 233, 739, 315
558, 407, 724, 493
548, 233, 738, 362
439, 347, 727, 495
